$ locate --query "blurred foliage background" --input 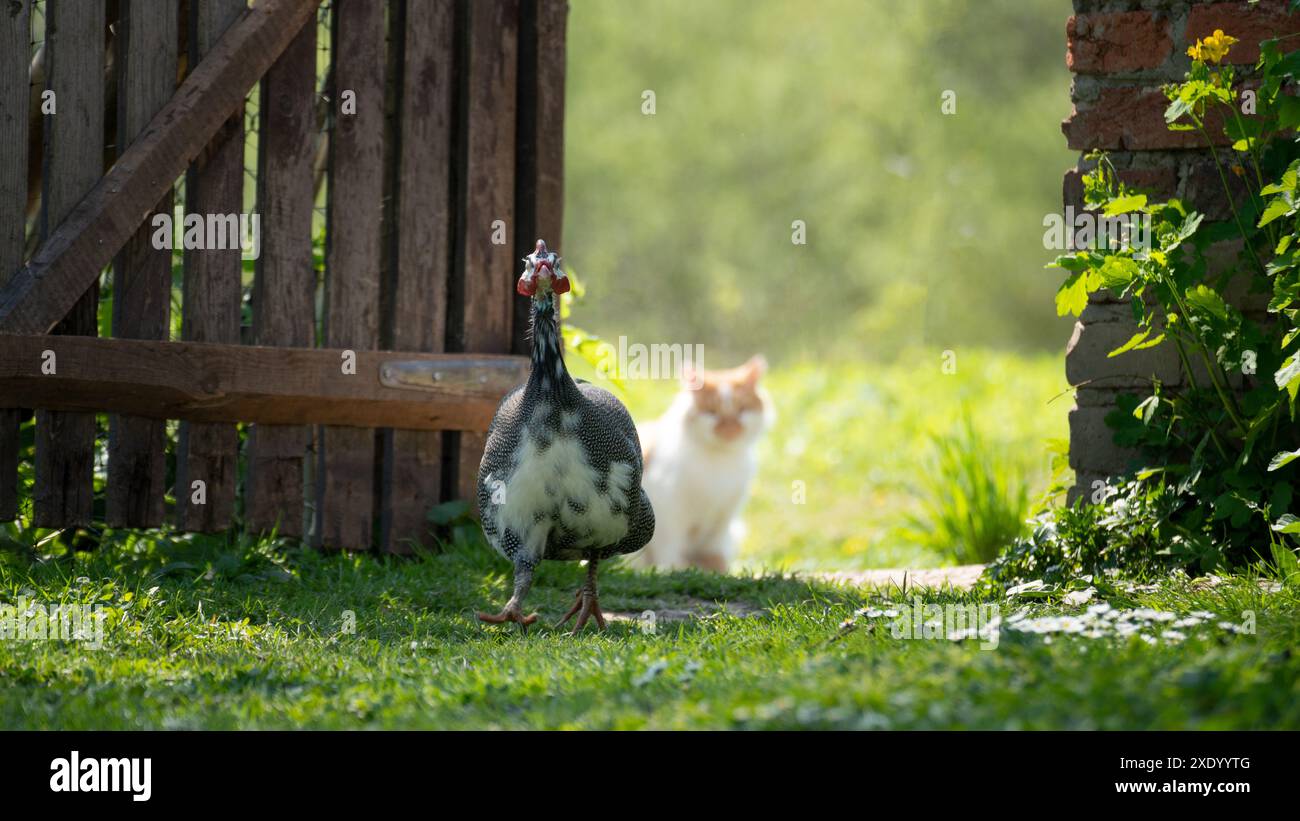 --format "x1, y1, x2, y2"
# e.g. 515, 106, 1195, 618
562, 0, 1078, 570
565, 0, 1075, 363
